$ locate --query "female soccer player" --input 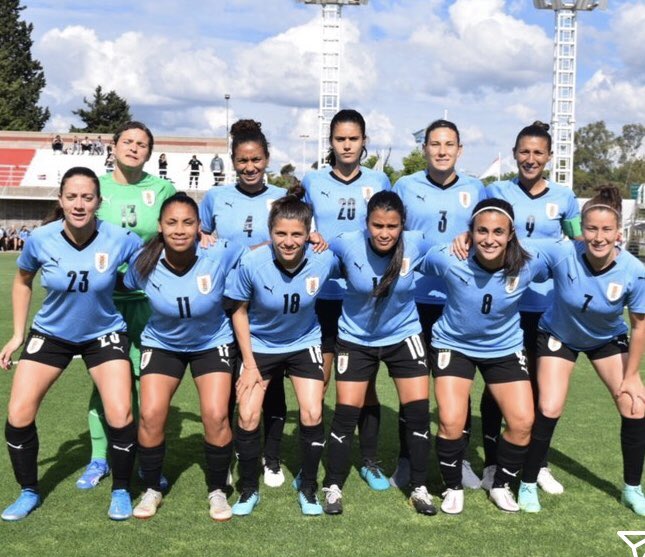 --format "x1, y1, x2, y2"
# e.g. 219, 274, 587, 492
391, 119, 486, 489
199, 119, 290, 487
425, 198, 548, 514
225, 196, 339, 516
125, 194, 245, 521
517, 187, 645, 514
77, 121, 176, 490
322, 191, 435, 516
475, 121, 580, 494
0, 167, 141, 521
301, 108, 391, 490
